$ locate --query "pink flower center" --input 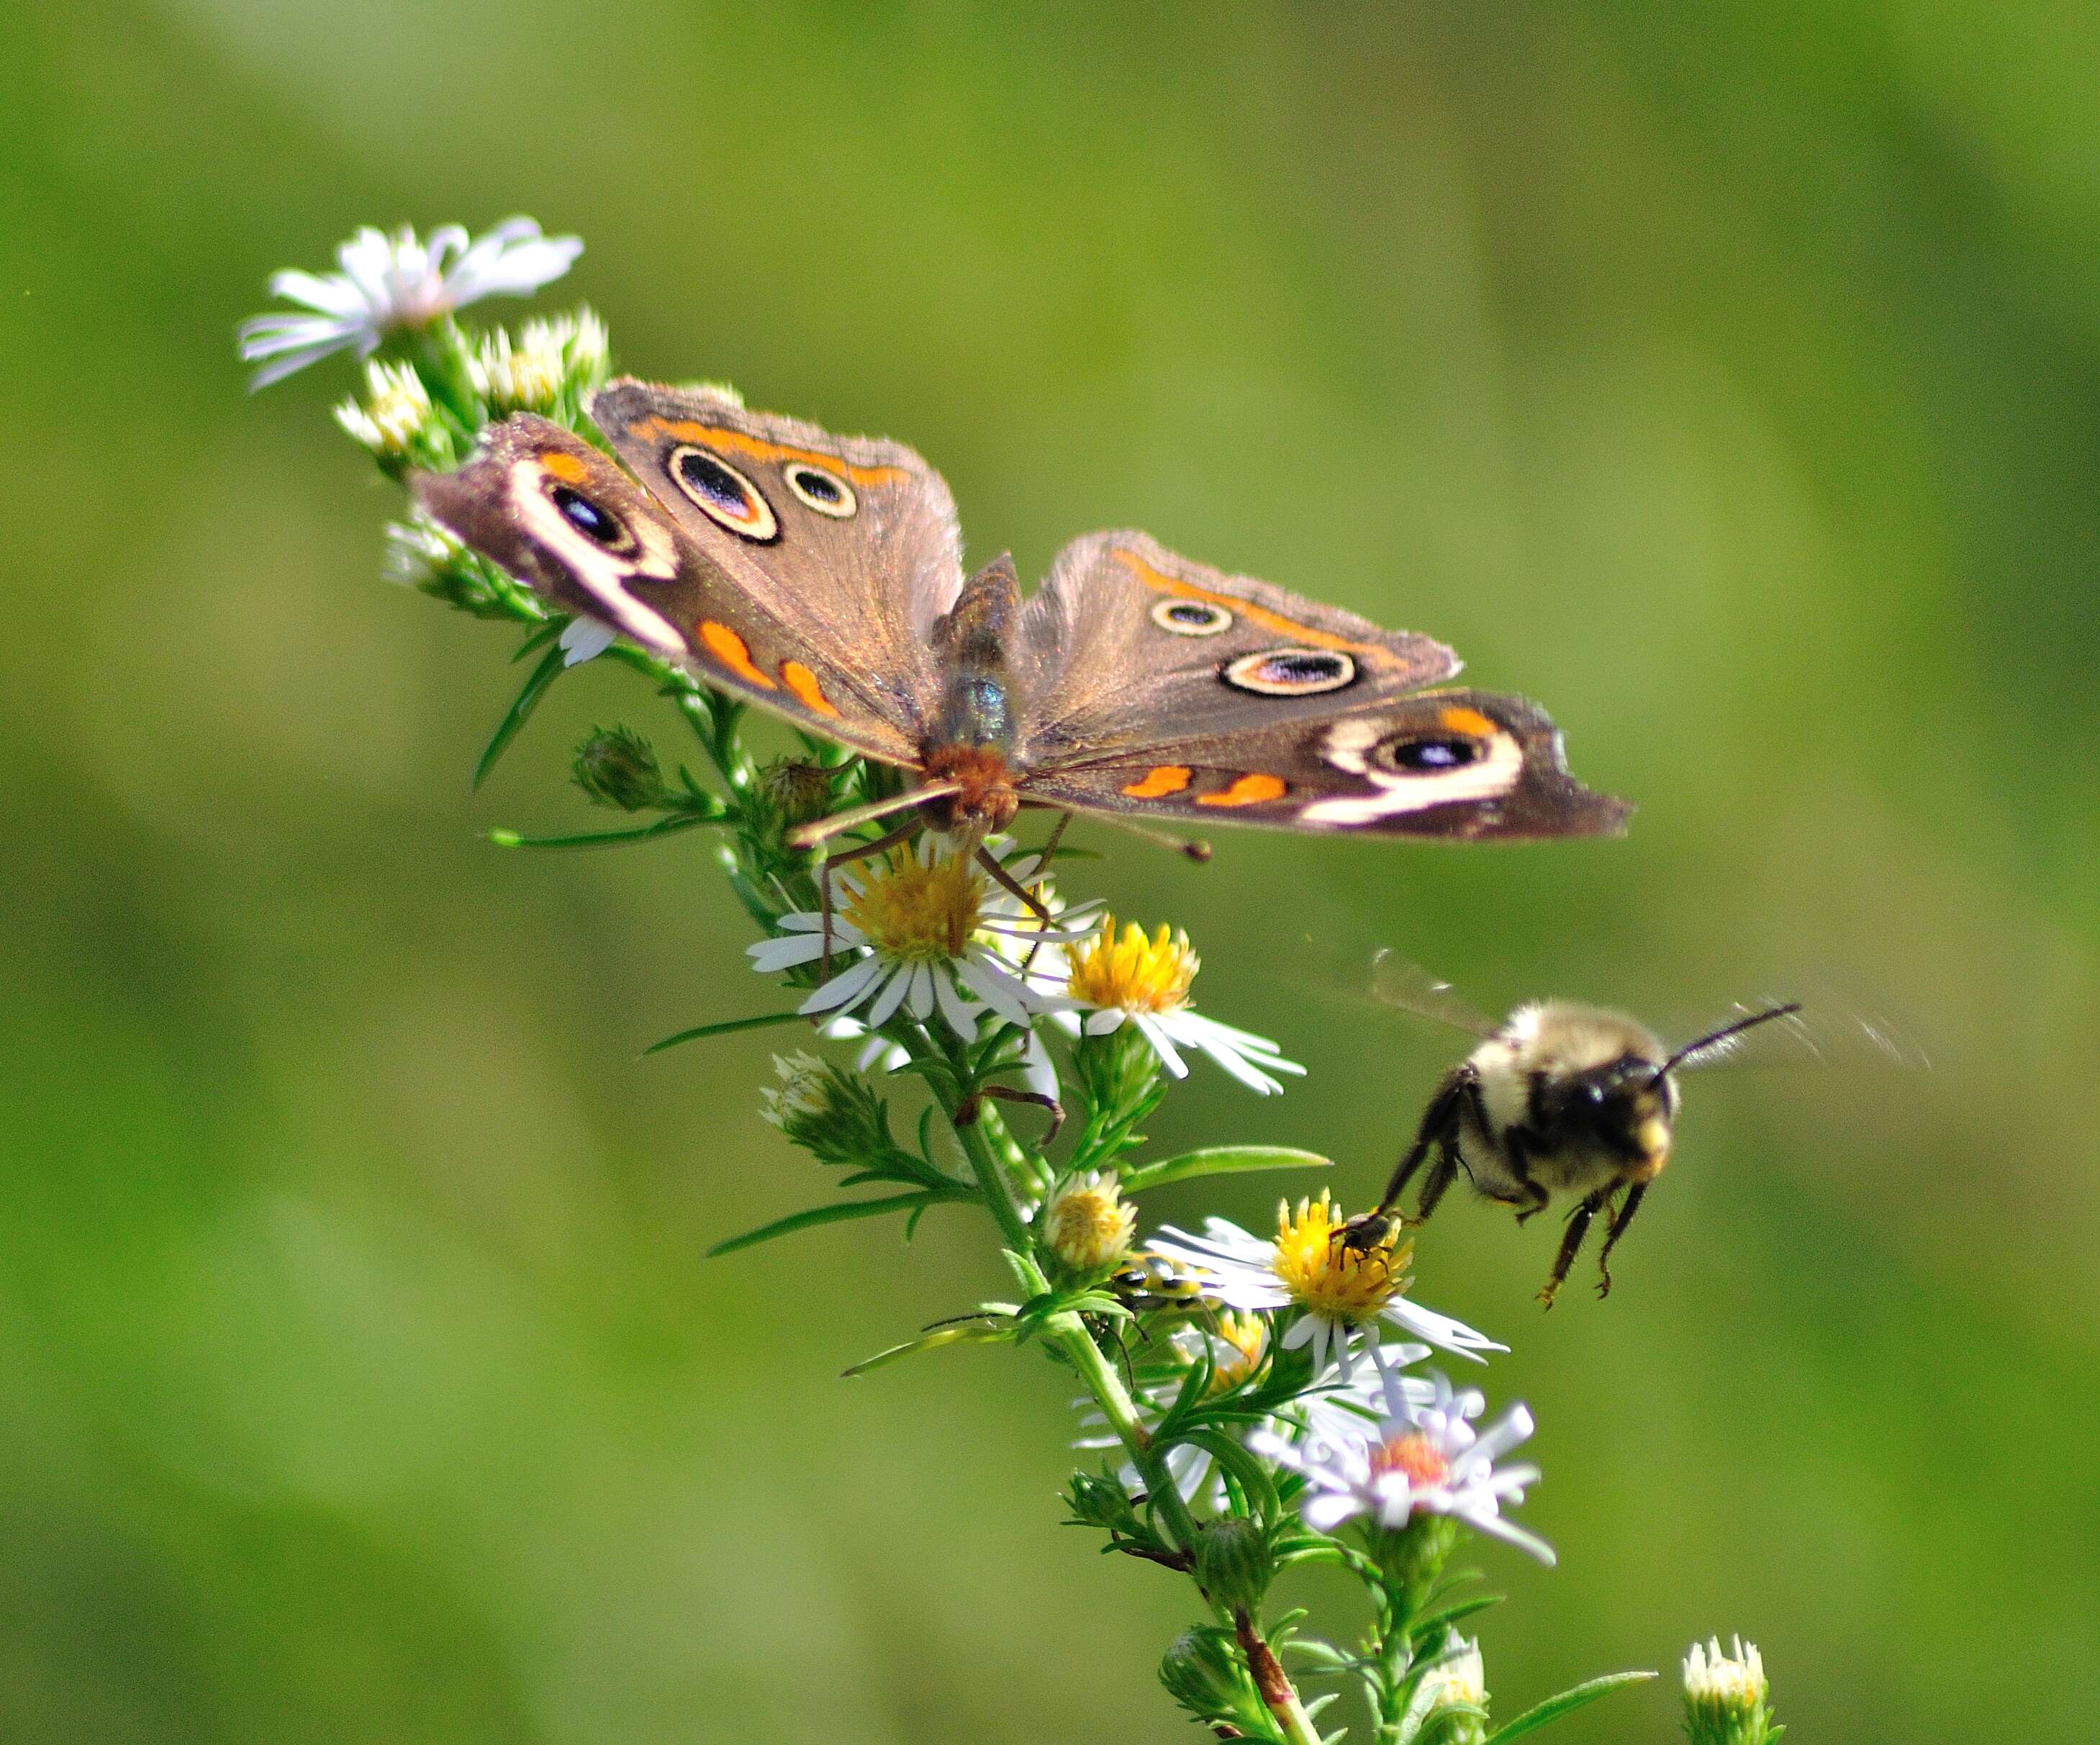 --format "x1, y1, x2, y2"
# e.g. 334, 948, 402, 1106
1369, 1431, 1449, 1488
